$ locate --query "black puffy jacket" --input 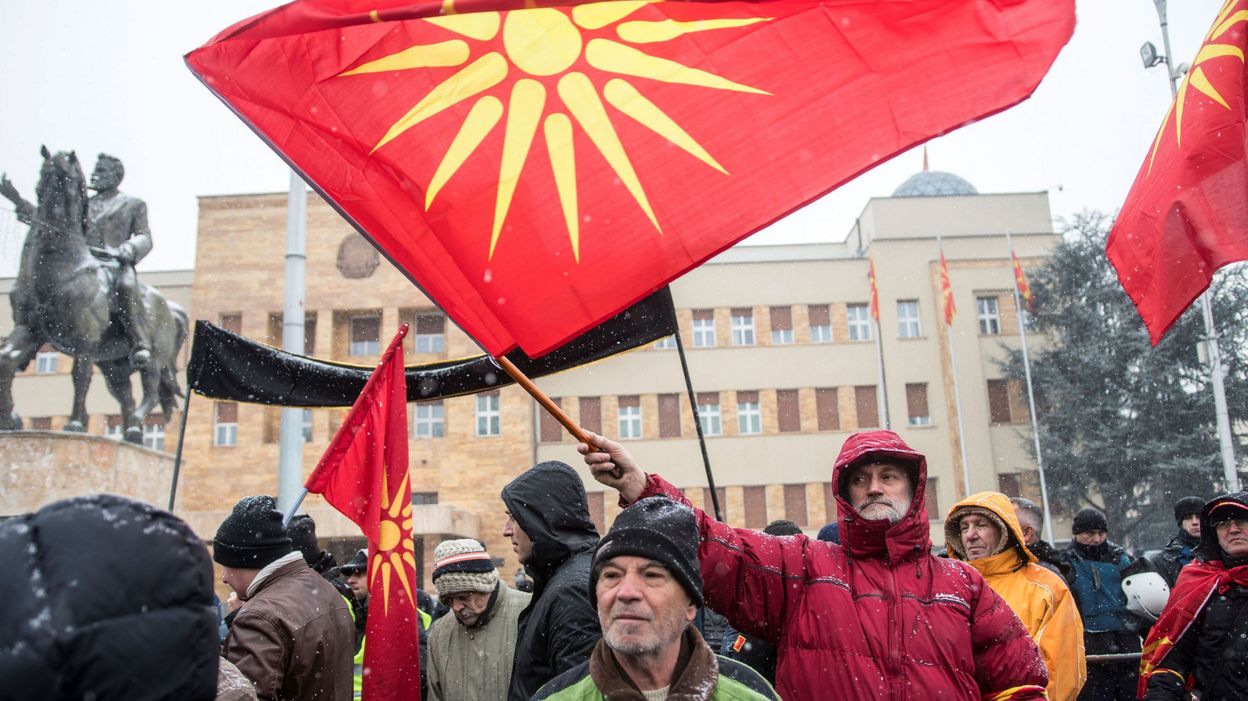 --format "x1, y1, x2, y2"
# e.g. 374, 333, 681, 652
501, 461, 601, 701
1150, 529, 1201, 588
0, 495, 220, 700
